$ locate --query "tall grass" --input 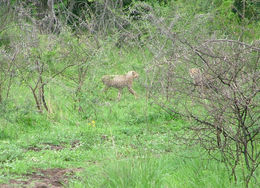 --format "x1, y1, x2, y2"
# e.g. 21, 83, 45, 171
69, 152, 240, 188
